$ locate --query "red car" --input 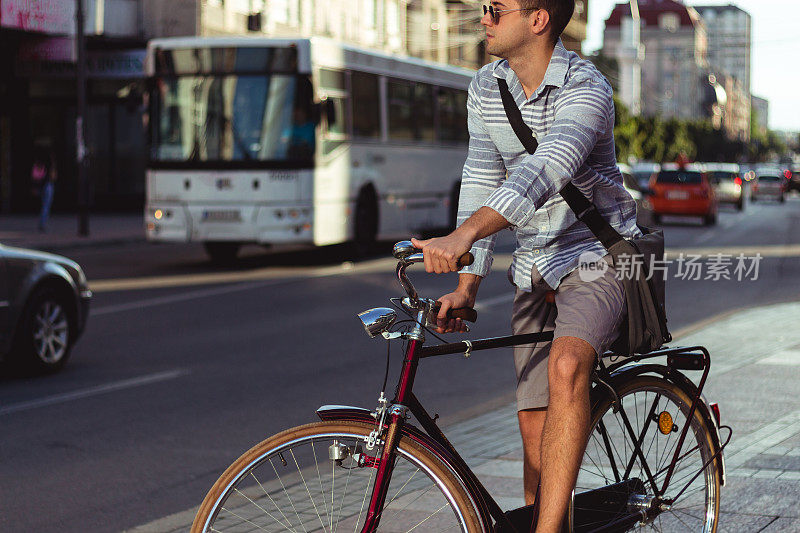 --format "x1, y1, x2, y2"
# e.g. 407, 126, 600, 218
650, 166, 718, 225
